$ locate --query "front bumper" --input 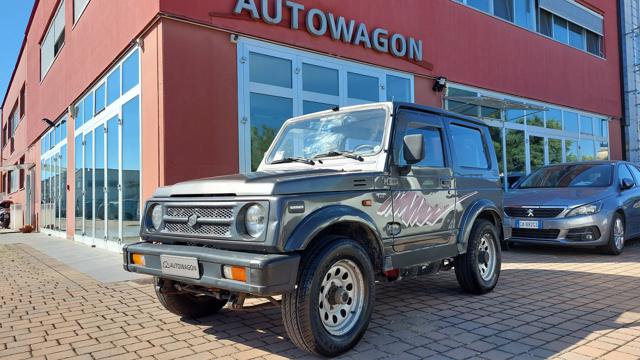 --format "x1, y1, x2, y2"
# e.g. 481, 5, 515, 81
504, 213, 611, 247
123, 242, 300, 296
